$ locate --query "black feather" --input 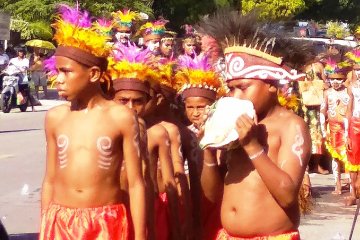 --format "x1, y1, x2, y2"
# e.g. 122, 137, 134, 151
196, 9, 314, 70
